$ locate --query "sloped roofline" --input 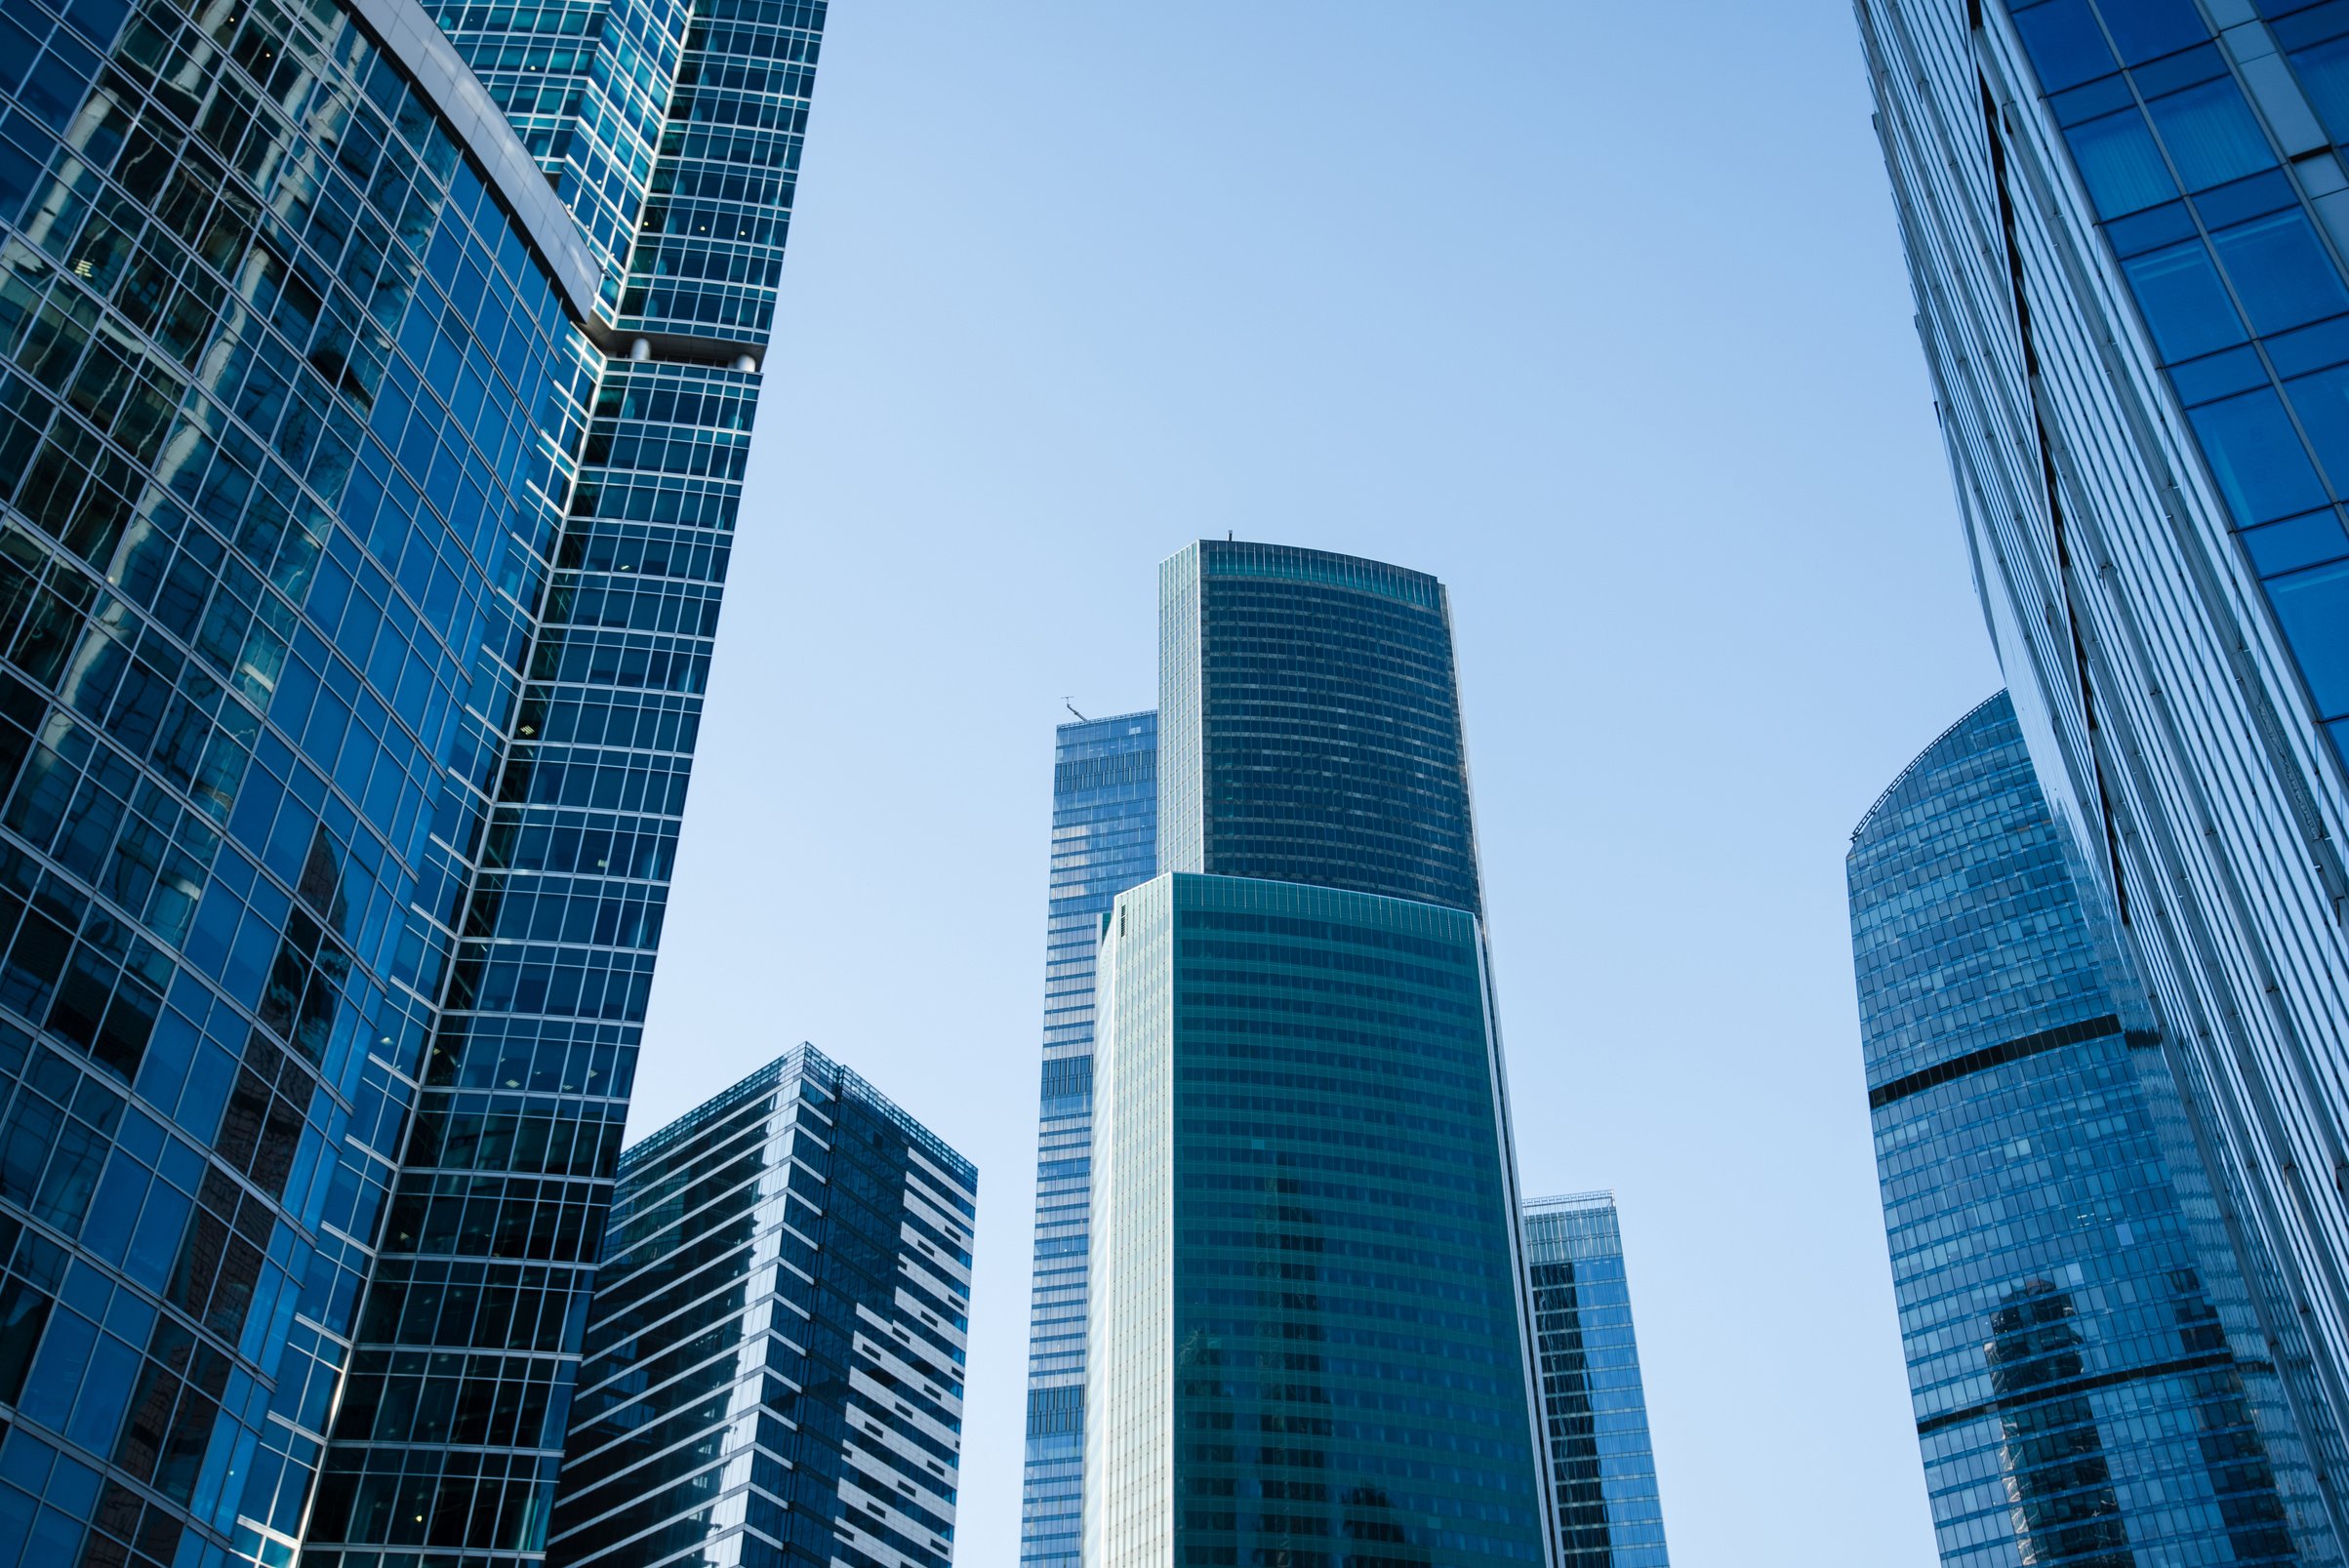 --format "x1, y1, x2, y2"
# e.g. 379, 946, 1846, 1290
1850, 691, 2008, 845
